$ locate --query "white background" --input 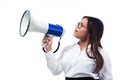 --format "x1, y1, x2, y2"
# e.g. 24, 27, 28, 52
0, 0, 120, 80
